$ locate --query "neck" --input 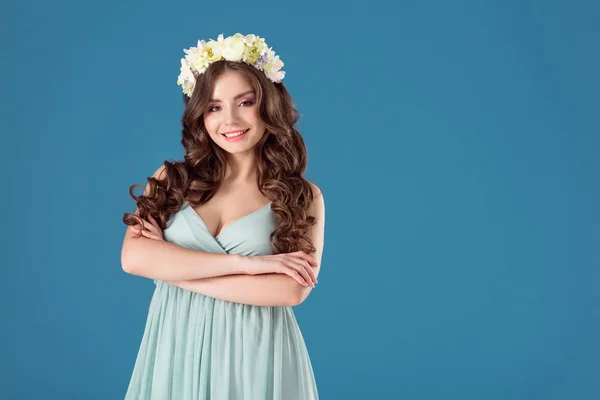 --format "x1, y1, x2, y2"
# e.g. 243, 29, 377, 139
223, 153, 258, 183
